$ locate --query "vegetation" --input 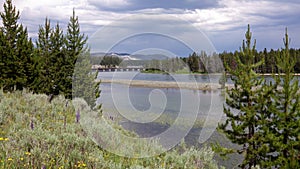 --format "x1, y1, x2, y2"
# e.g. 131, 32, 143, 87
0, 90, 221, 169
0, 0, 98, 103
218, 25, 268, 168
0, 1, 221, 168
1, 0, 300, 168
219, 46, 300, 74
0, 0, 34, 91
218, 26, 300, 168
259, 28, 300, 168
100, 55, 123, 68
